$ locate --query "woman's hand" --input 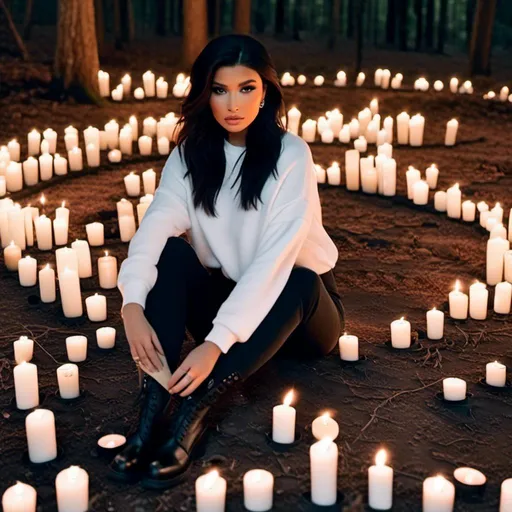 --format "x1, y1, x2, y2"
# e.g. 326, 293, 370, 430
168, 341, 222, 397
122, 303, 164, 373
